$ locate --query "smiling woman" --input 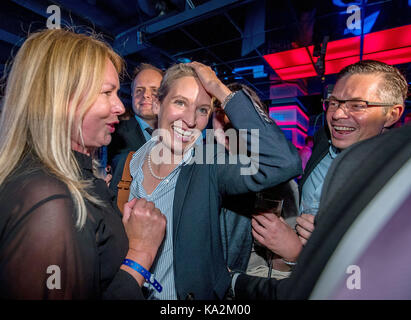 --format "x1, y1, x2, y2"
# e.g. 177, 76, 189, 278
0, 28, 166, 299
127, 61, 302, 299
154, 72, 212, 157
